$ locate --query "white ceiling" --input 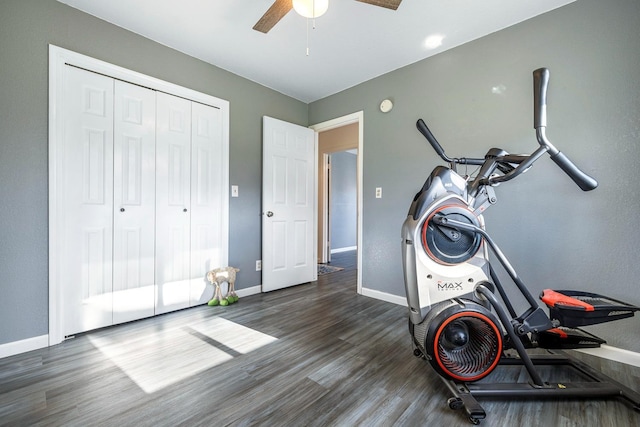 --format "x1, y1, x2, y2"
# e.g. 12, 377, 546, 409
57, 0, 575, 103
